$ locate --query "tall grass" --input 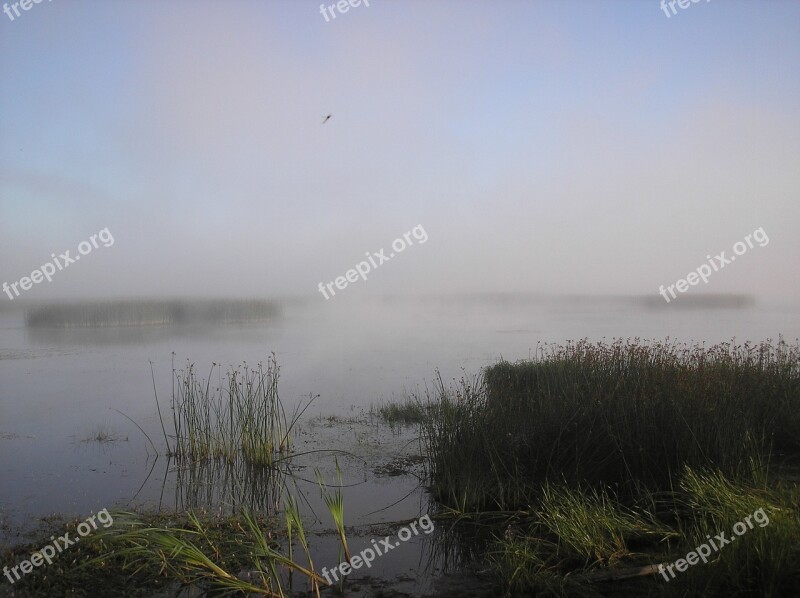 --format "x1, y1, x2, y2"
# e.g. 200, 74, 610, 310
414, 338, 800, 596
421, 338, 800, 511
168, 354, 313, 465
